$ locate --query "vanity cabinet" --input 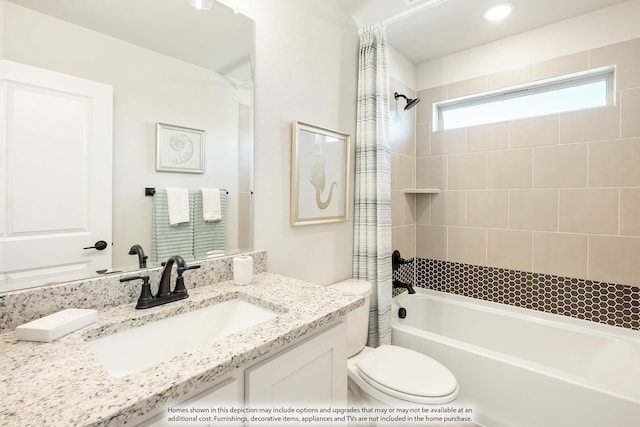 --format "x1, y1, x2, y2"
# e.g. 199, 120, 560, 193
134, 376, 242, 427
130, 320, 346, 427
245, 320, 347, 408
